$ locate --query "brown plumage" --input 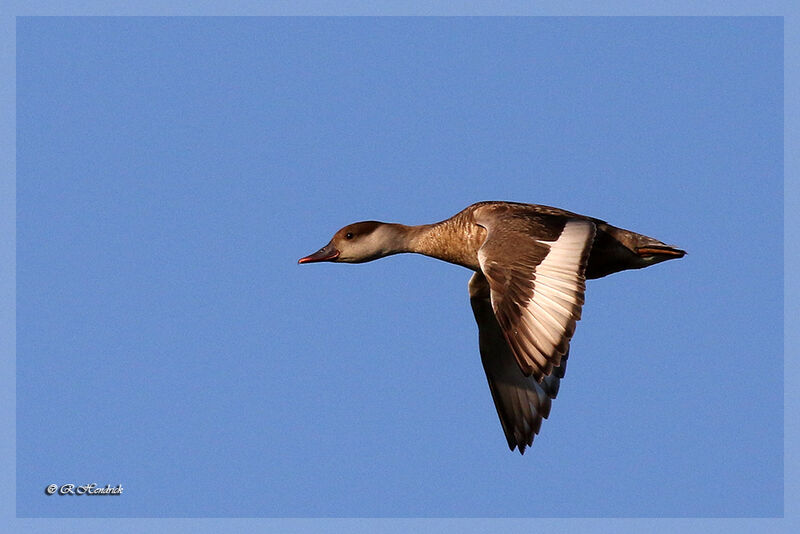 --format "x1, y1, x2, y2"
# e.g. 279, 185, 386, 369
299, 201, 685, 454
